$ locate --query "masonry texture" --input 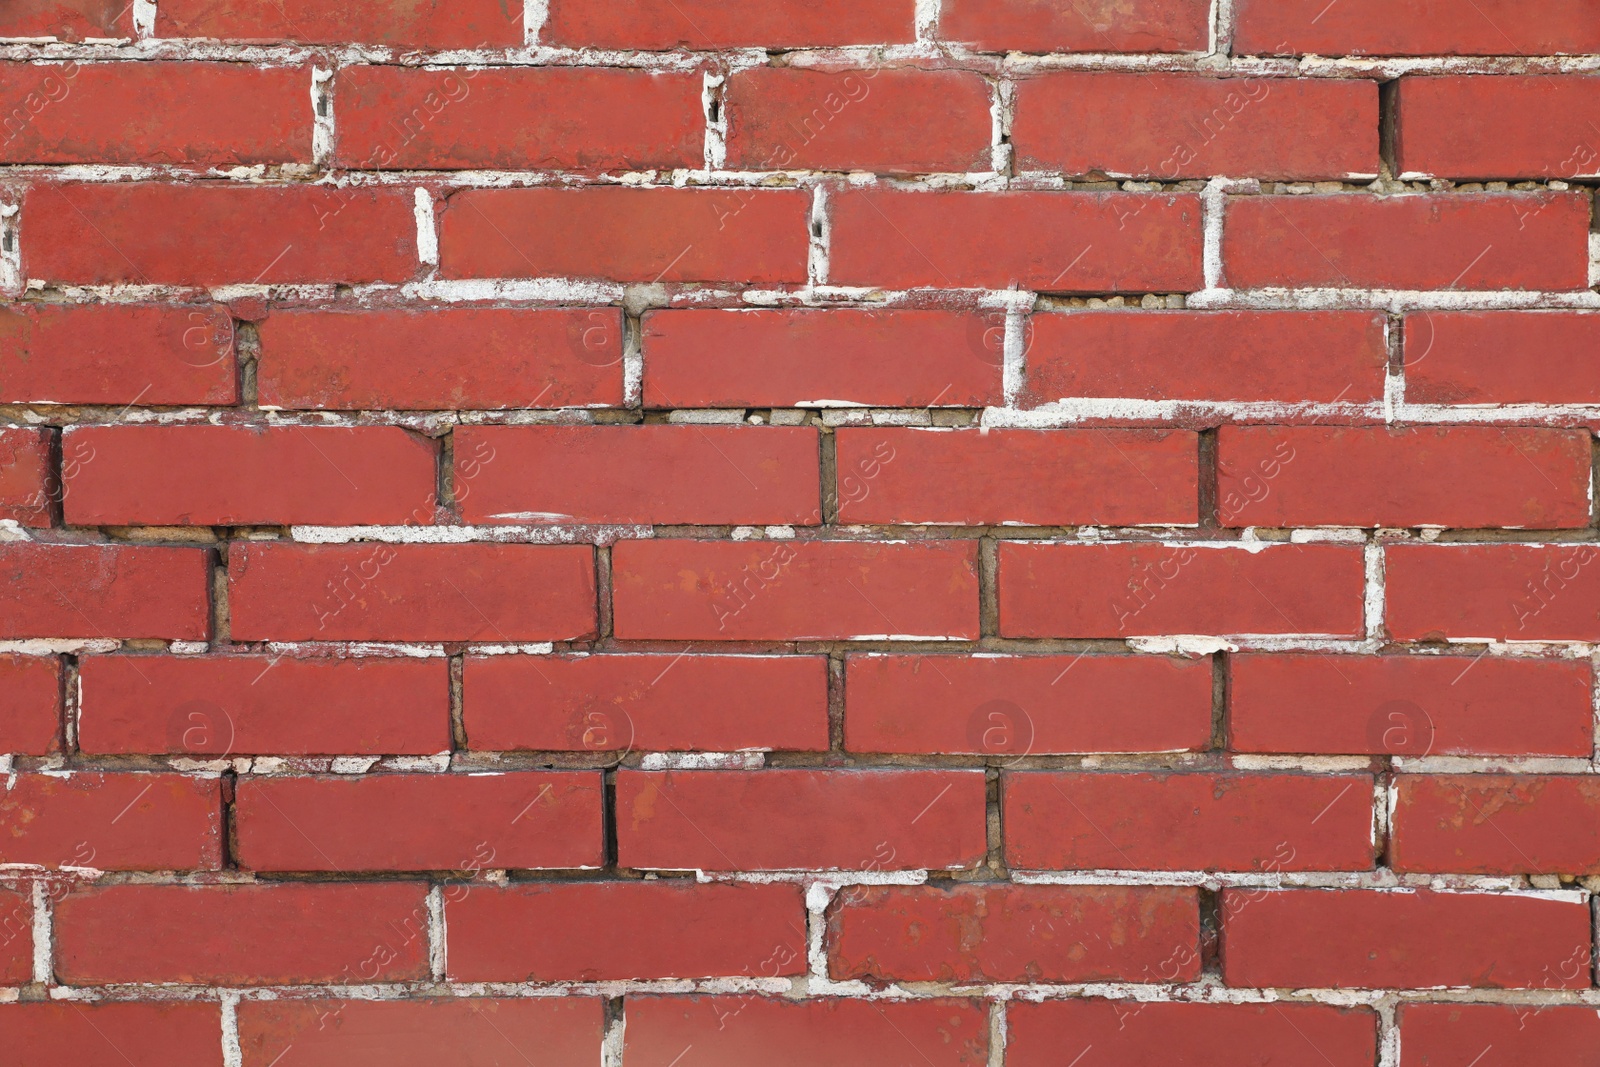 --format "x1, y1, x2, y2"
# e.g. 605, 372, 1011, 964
1, 0, 1599, 1064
